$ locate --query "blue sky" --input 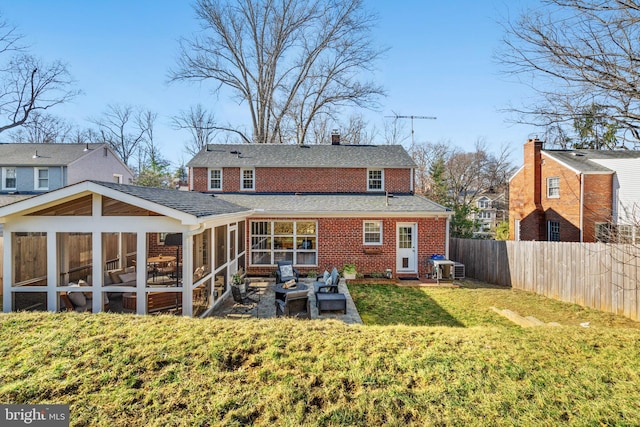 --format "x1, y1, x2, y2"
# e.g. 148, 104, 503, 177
0, 0, 541, 167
